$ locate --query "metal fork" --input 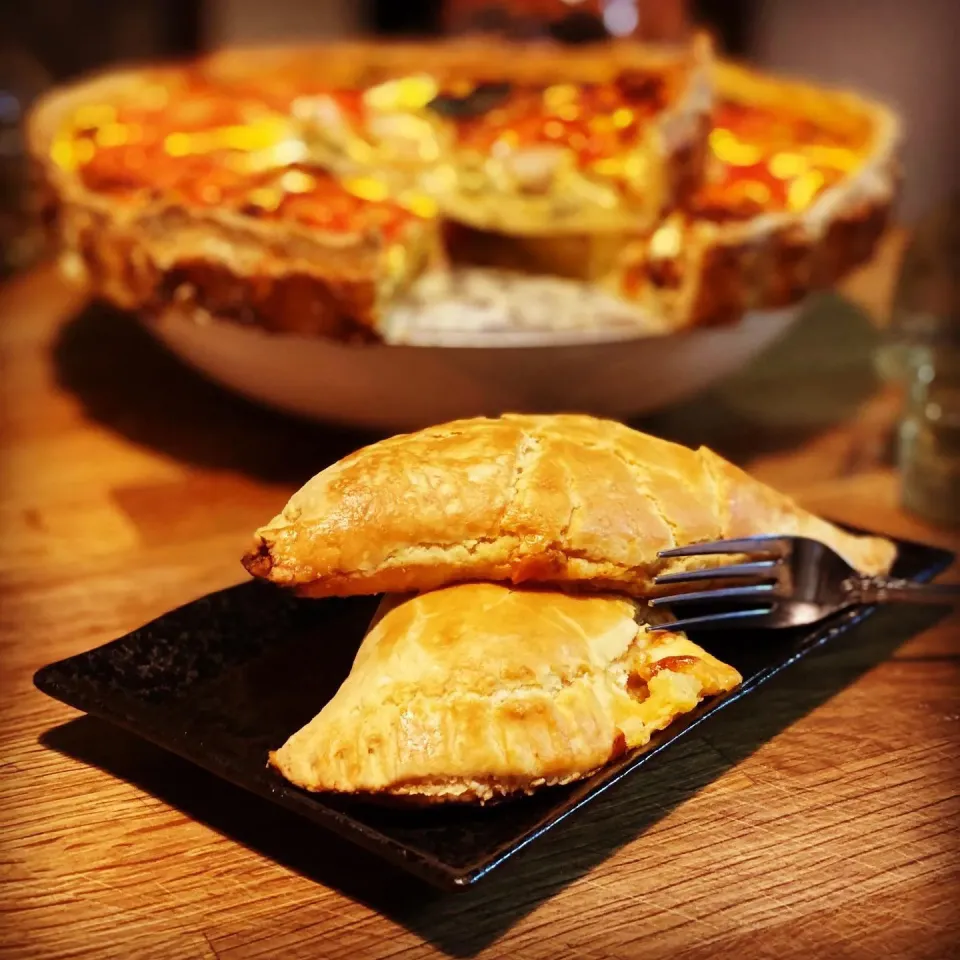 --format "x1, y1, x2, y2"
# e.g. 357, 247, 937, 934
648, 535, 960, 631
